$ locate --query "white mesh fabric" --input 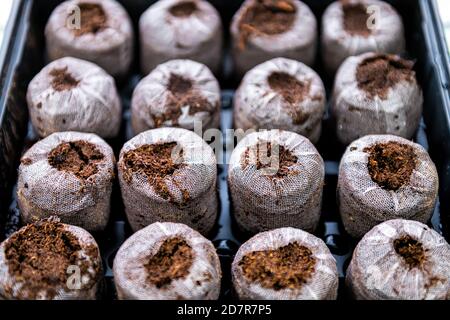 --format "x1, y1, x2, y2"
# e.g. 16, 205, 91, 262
27, 57, 122, 138
131, 59, 221, 135
45, 0, 134, 78
234, 58, 326, 144
113, 222, 221, 300
17, 132, 116, 231
228, 130, 324, 234
332, 52, 423, 145
118, 128, 218, 235
232, 227, 338, 300
321, 0, 405, 74
338, 135, 439, 238
346, 219, 450, 300
0, 223, 103, 300
139, 0, 223, 75
231, 0, 317, 77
